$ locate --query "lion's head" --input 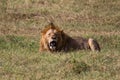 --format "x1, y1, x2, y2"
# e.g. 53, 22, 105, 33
40, 23, 64, 51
